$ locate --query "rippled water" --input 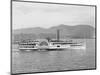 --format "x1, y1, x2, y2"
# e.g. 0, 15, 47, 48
12, 39, 95, 74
